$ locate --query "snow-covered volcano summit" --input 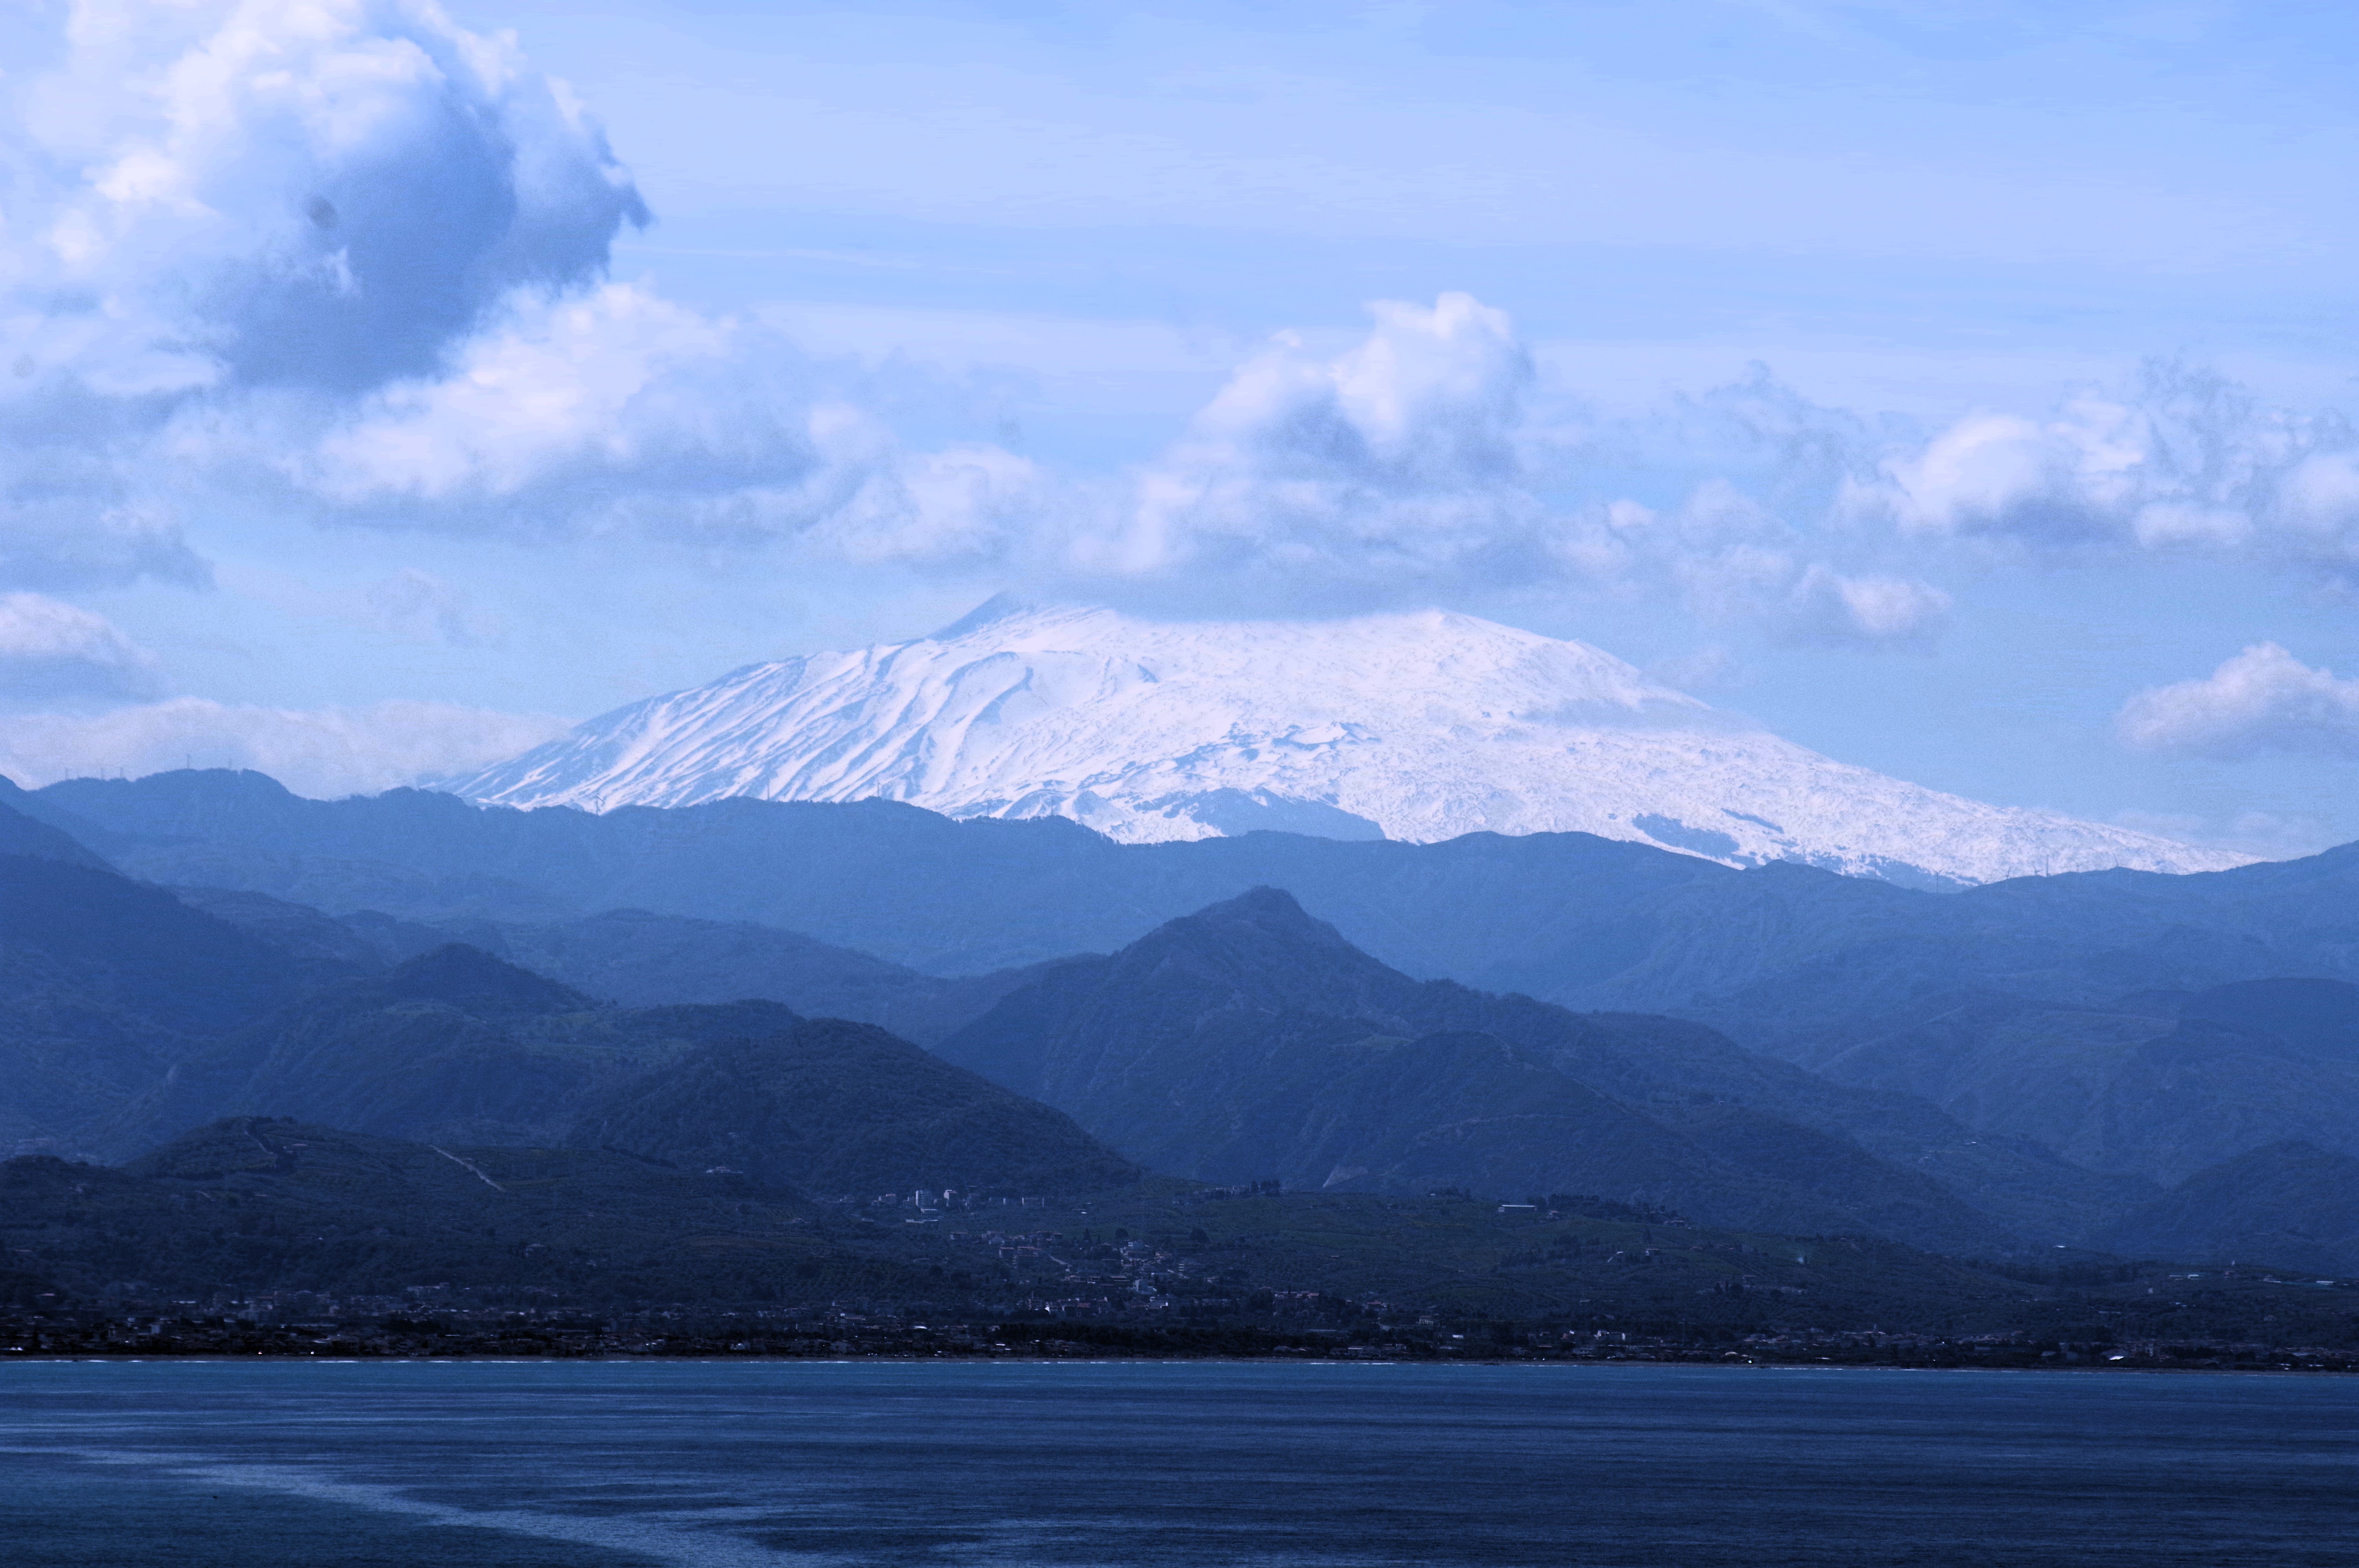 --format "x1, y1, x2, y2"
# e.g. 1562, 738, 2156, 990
444, 599, 2245, 886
